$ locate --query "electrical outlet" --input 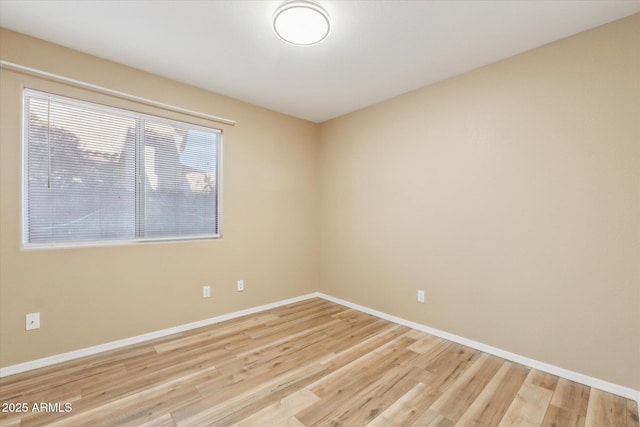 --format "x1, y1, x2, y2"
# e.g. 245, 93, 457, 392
203, 285, 211, 298
417, 290, 425, 303
26, 312, 40, 330
237, 280, 244, 292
